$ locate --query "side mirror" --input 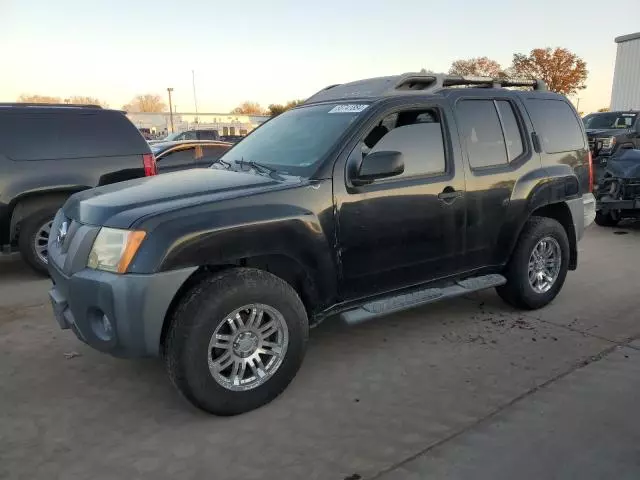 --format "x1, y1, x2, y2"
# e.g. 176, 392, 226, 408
352, 150, 404, 186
